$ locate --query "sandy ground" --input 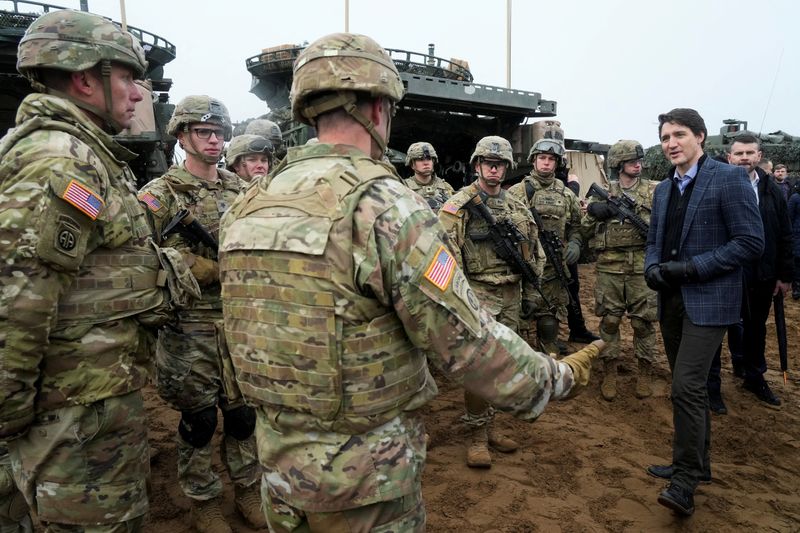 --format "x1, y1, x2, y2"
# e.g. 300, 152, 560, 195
139, 264, 800, 532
